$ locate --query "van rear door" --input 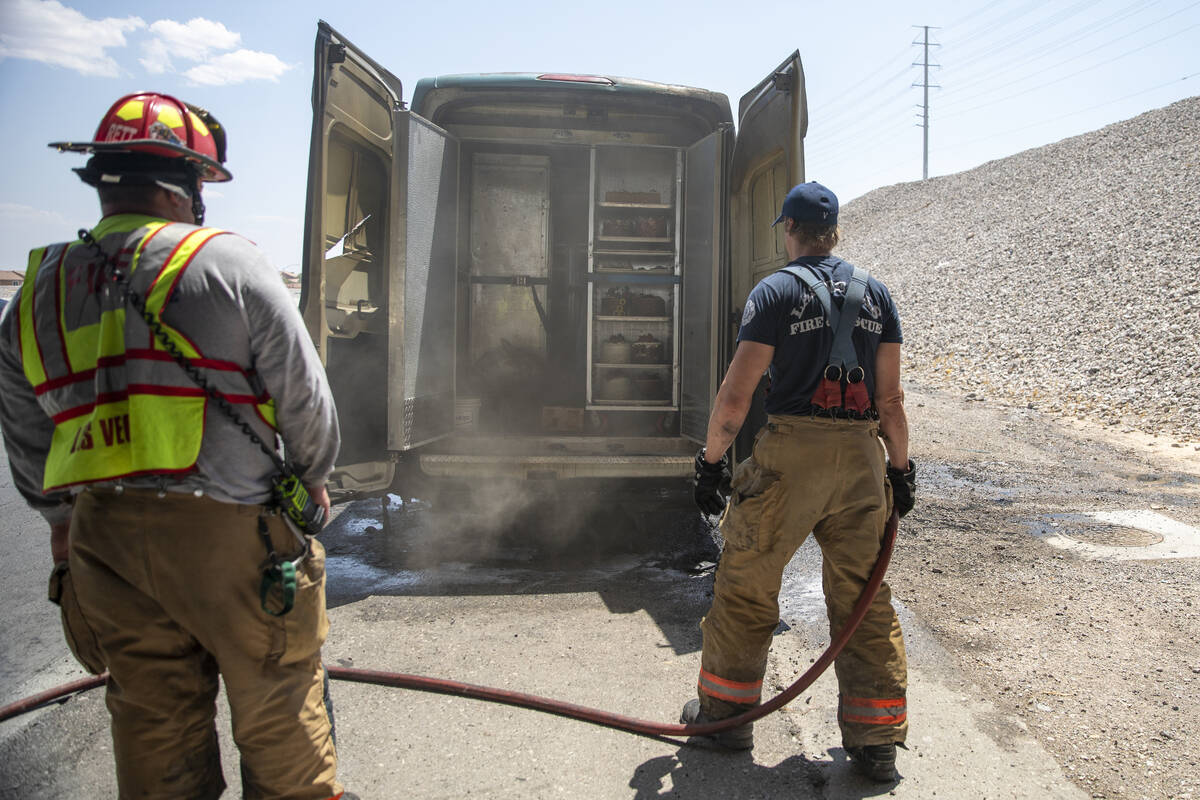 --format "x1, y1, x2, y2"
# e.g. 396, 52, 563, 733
729, 51, 806, 319
725, 52, 806, 456
302, 21, 459, 499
